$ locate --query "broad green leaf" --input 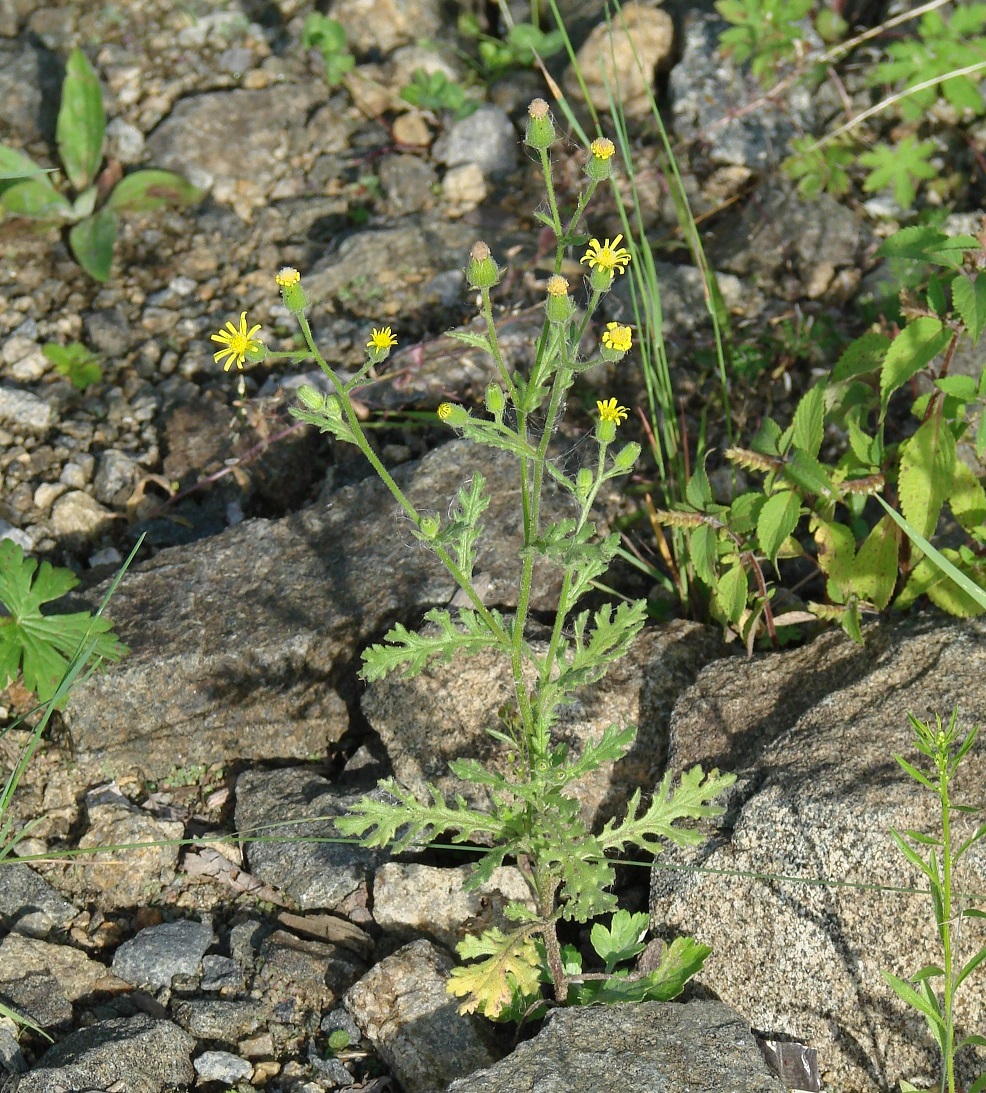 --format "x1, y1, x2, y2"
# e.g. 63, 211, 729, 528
0, 145, 45, 193
107, 169, 202, 212
0, 178, 71, 221
0, 539, 127, 705
880, 317, 951, 415
952, 272, 986, 345
898, 414, 956, 538
933, 374, 978, 401
831, 331, 891, 382
68, 207, 118, 282
791, 382, 825, 458
728, 492, 764, 535
56, 48, 105, 191
716, 561, 748, 624
813, 518, 856, 591
783, 448, 835, 499
850, 514, 900, 609
846, 416, 881, 466
757, 489, 801, 566
948, 460, 986, 533
876, 225, 979, 270
685, 463, 712, 510
925, 553, 986, 617
42, 342, 103, 390
689, 523, 718, 587
590, 909, 649, 973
